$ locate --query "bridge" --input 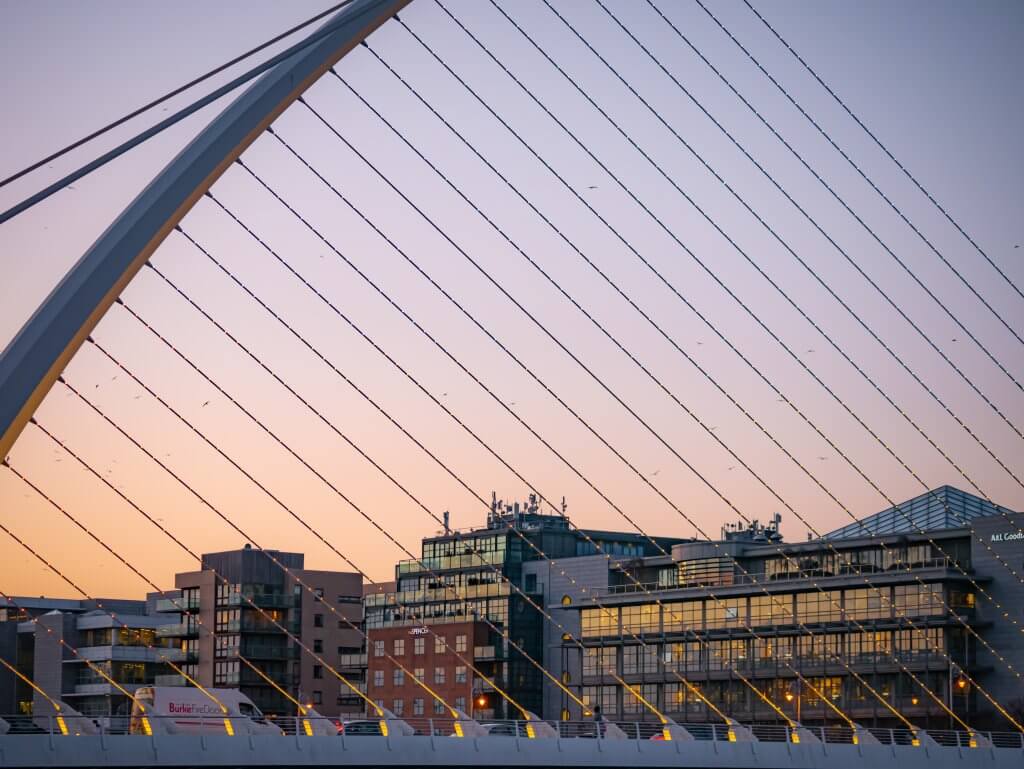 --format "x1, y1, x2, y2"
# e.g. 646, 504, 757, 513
0, 1, 1022, 767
